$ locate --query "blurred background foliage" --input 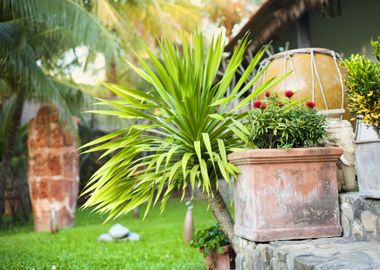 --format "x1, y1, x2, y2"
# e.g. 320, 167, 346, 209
0, 0, 258, 223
